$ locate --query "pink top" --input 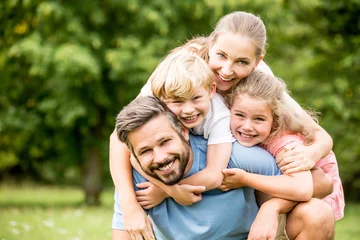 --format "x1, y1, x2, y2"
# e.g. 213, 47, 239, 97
266, 134, 345, 220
